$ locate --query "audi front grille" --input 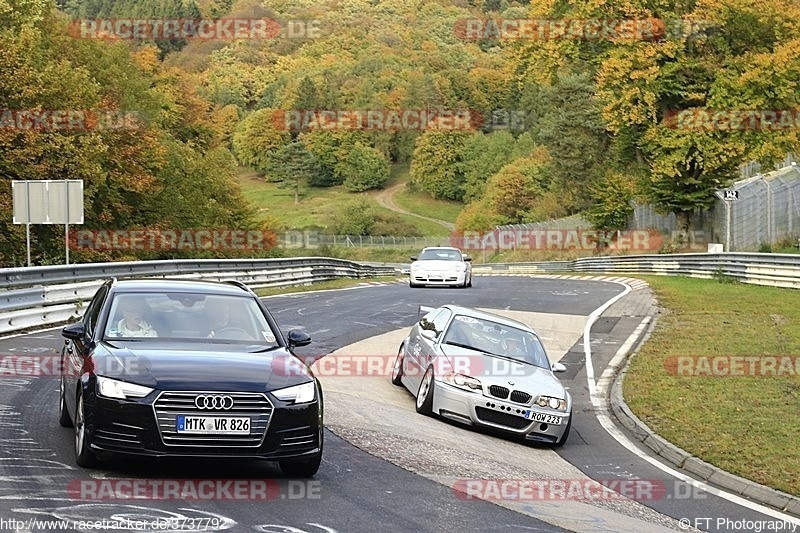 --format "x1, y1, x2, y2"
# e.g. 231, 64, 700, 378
153, 391, 273, 447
